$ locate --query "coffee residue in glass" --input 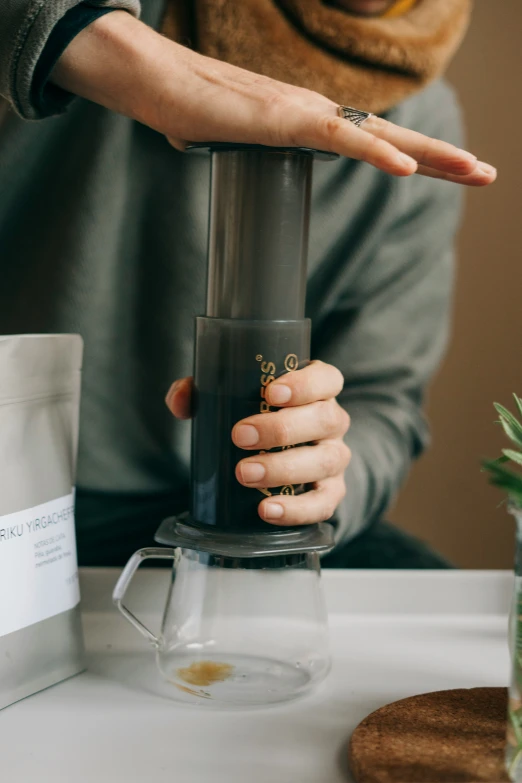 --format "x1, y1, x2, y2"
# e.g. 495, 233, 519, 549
176, 660, 234, 687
